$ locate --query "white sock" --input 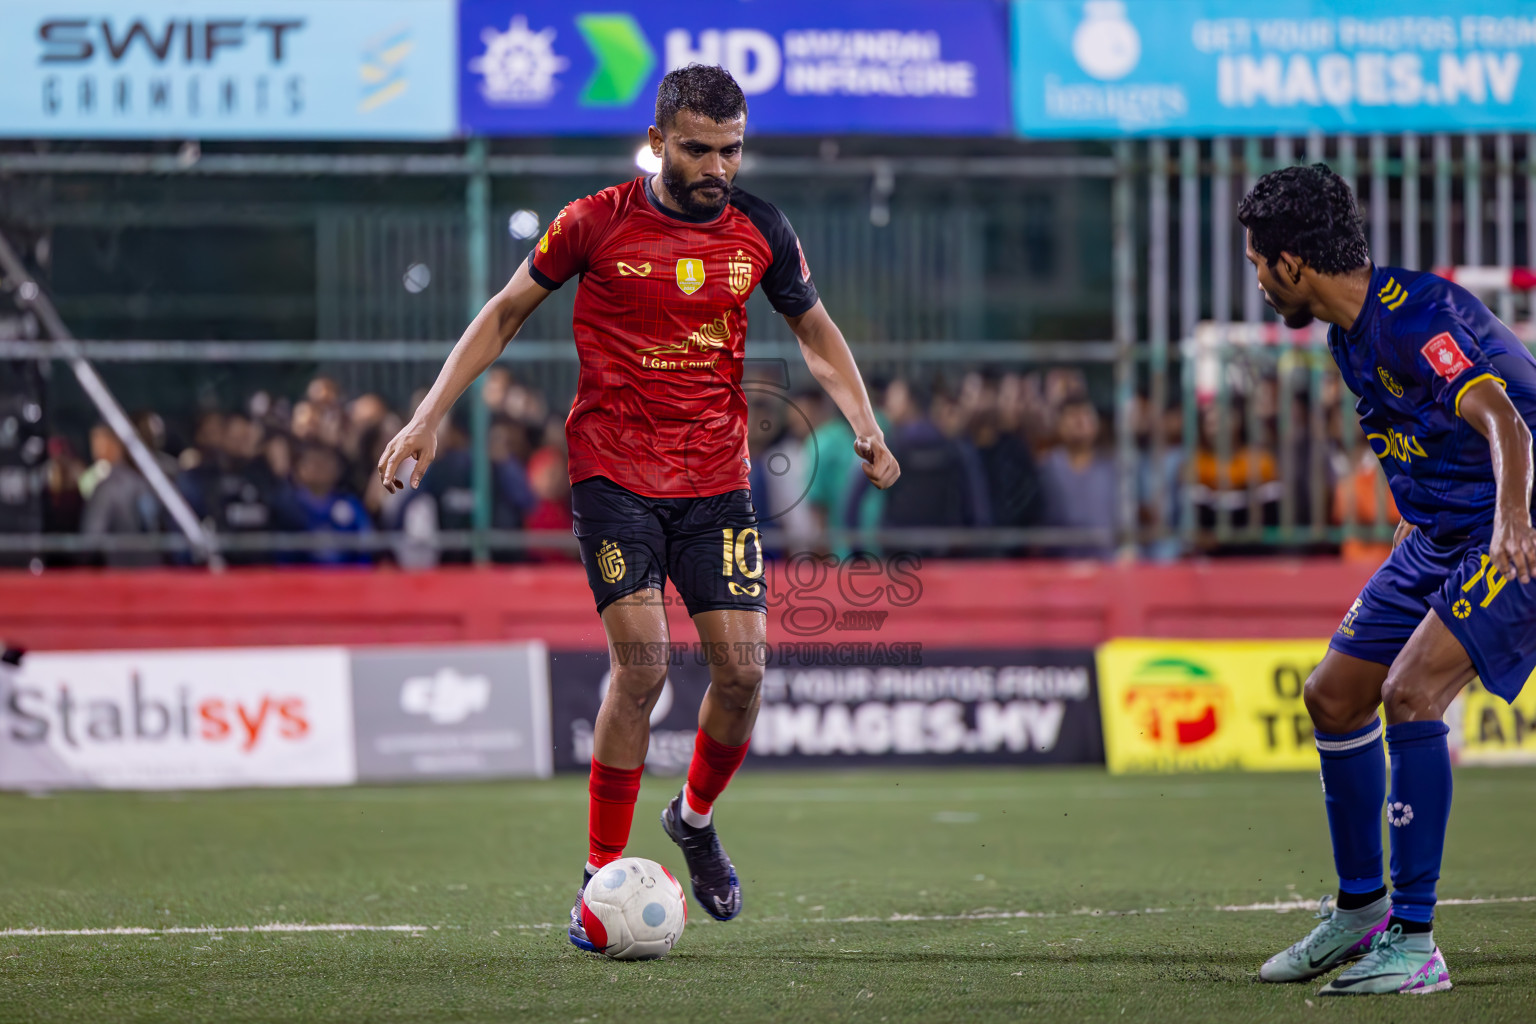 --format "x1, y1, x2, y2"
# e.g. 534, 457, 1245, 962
680, 786, 713, 829
584, 862, 601, 879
